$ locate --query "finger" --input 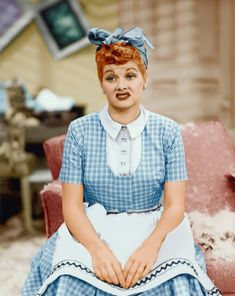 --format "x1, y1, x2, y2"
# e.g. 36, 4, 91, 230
123, 257, 134, 280
94, 268, 104, 281
130, 264, 146, 287
106, 264, 119, 285
100, 266, 113, 284
112, 262, 126, 288
125, 262, 140, 289
141, 263, 152, 279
